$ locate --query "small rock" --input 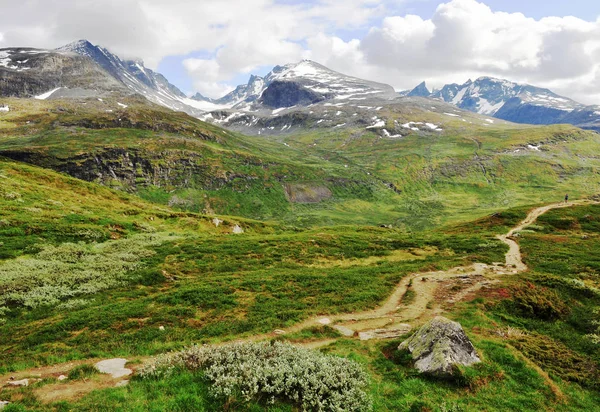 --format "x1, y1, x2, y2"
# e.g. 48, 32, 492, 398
399, 316, 481, 377
317, 318, 331, 325
95, 359, 132, 379
273, 329, 286, 335
332, 325, 354, 337
232, 224, 244, 234
6, 378, 28, 387
0, 401, 10, 410
57, 375, 67, 381
359, 325, 412, 341
159, 325, 165, 331
212, 218, 223, 227
115, 380, 129, 387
